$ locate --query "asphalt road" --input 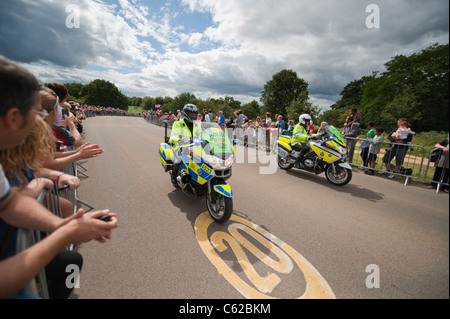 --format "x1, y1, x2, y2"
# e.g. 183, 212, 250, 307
72, 116, 449, 299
